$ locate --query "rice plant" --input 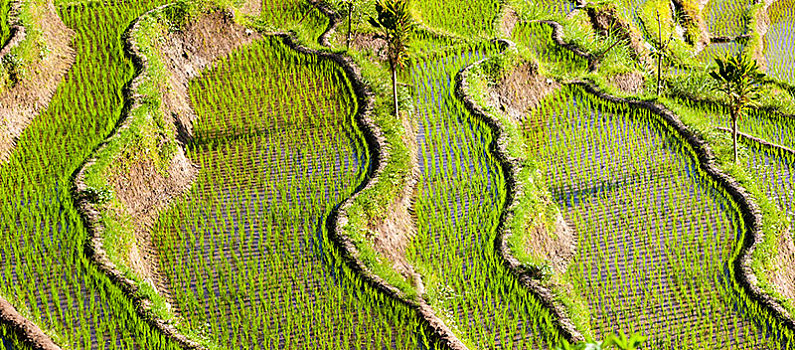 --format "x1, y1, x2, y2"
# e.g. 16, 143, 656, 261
528, 85, 795, 349
411, 0, 502, 37
765, 0, 795, 83
746, 144, 795, 220
696, 41, 745, 62
705, 0, 751, 37
0, 0, 191, 348
406, 46, 569, 349
0, 0, 10, 46
0, 324, 25, 350
526, 0, 577, 17
257, 0, 329, 44
511, 22, 589, 75
150, 37, 444, 349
